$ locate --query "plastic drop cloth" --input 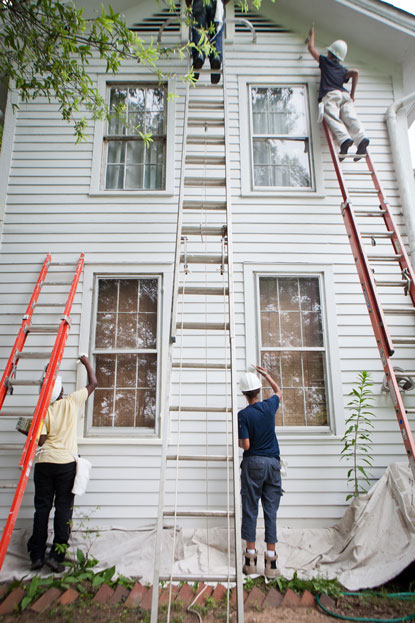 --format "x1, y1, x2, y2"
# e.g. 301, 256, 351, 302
1, 462, 414, 590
